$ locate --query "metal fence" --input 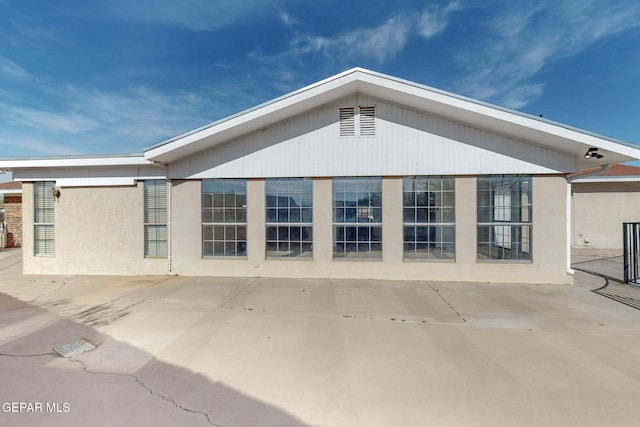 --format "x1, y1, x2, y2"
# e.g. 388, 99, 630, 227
623, 222, 640, 286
